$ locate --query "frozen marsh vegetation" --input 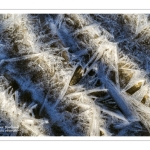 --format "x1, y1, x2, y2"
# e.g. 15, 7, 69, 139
0, 14, 150, 136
